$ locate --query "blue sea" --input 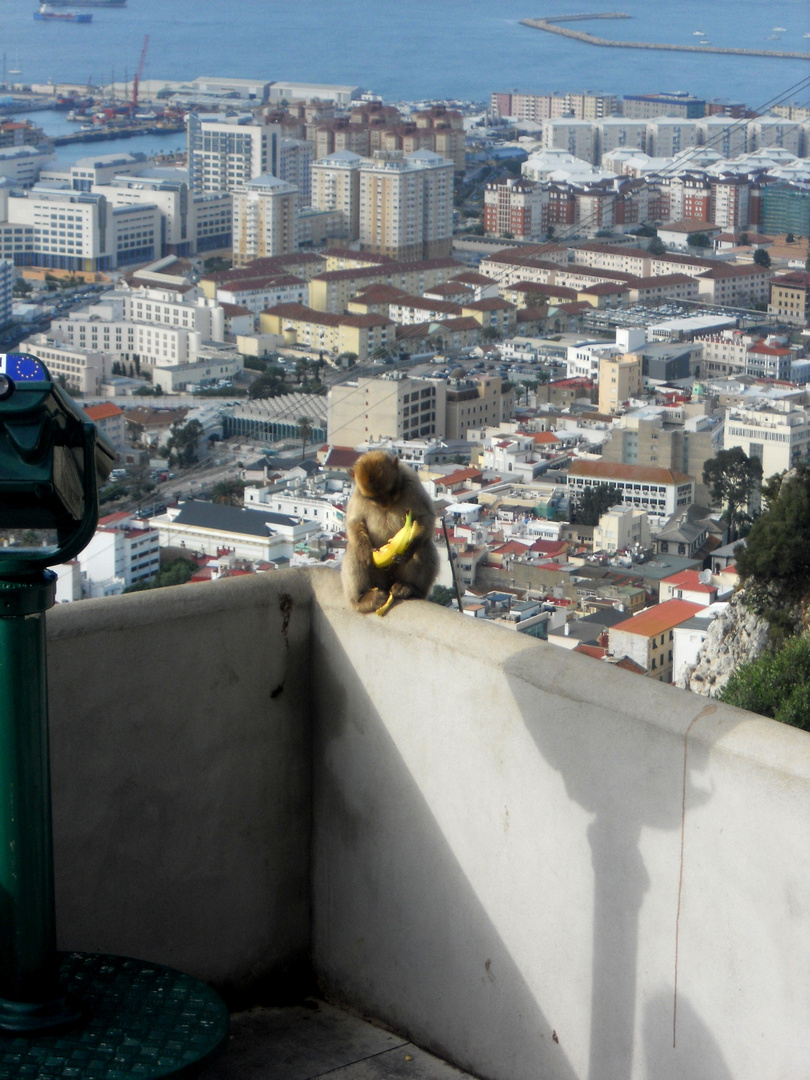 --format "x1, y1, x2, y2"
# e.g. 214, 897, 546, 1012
1, 0, 808, 162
